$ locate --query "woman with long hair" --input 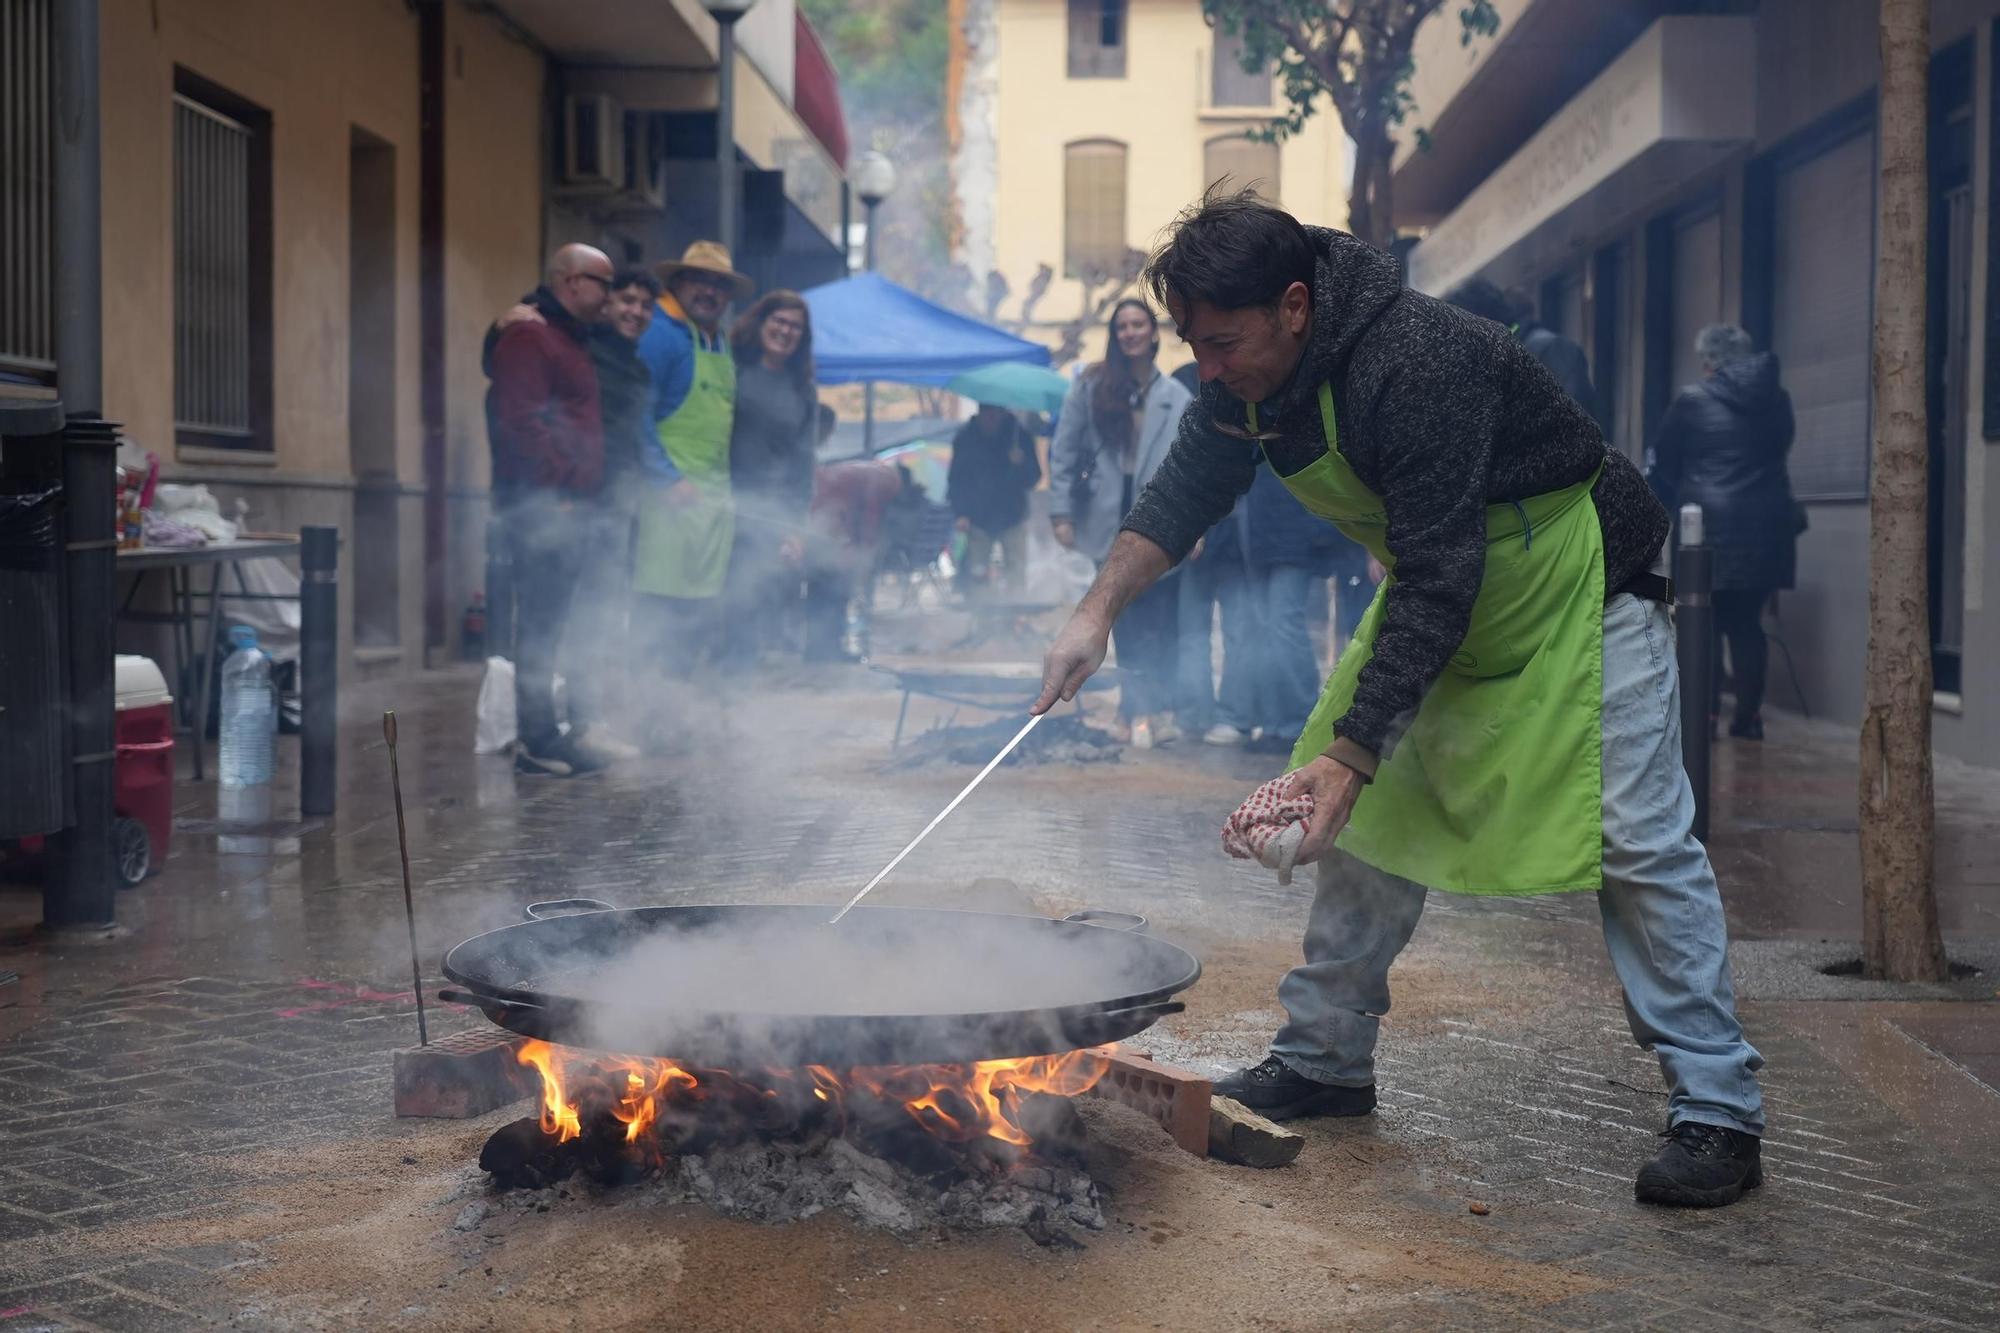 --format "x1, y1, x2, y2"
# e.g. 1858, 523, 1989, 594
1048, 297, 1193, 746
723, 290, 821, 664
